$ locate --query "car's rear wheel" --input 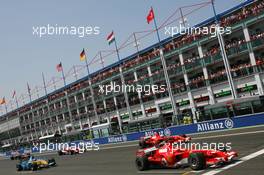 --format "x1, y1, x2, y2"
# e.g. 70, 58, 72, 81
188, 153, 206, 170
58, 151, 63, 156
136, 156, 149, 171
32, 163, 38, 171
